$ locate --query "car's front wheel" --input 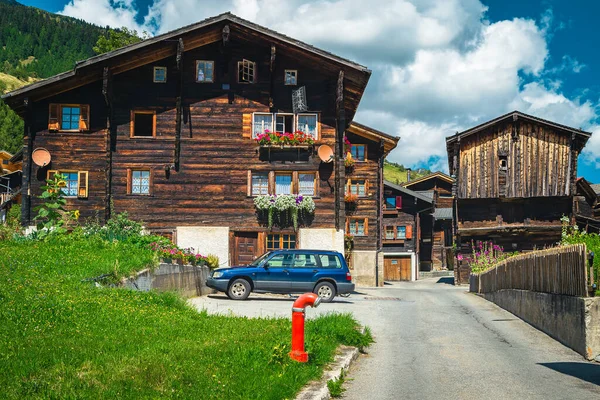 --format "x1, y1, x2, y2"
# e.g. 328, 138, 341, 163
314, 281, 336, 303
228, 278, 251, 300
